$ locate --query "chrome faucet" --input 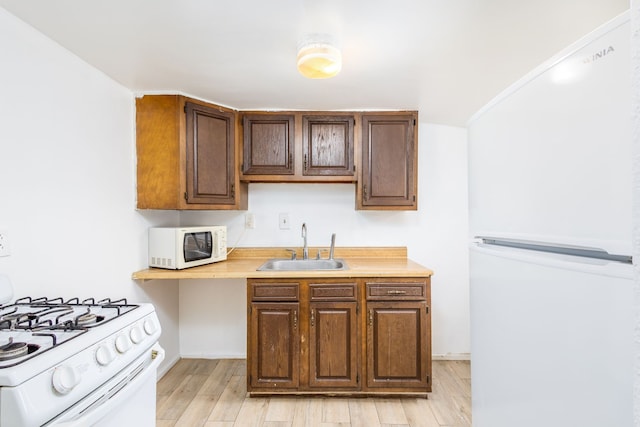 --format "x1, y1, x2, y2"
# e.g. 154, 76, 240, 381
301, 223, 309, 260
329, 233, 336, 260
